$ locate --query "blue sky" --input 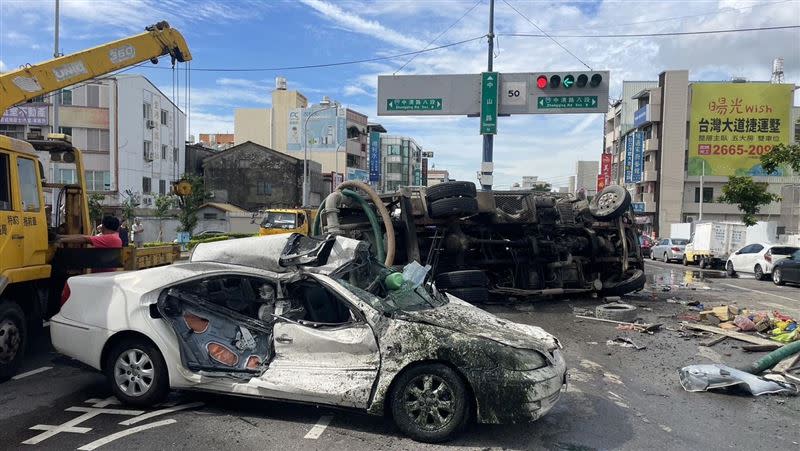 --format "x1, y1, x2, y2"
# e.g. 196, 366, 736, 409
1, 0, 798, 188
